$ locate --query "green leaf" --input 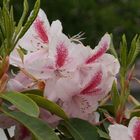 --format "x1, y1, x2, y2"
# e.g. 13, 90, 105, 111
16, 47, 25, 62
60, 138, 74, 140
120, 34, 127, 69
1, 105, 60, 140
109, 34, 118, 58
111, 81, 120, 112
15, 0, 29, 35
97, 129, 110, 139
22, 89, 43, 96
15, 0, 40, 46
60, 118, 98, 140
27, 94, 68, 120
100, 105, 114, 116
102, 121, 110, 134
130, 105, 140, 118
1, 92, 39, 117
0, 0, 15, 56
58, 124, 73, 138
127, 35, 140, 68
